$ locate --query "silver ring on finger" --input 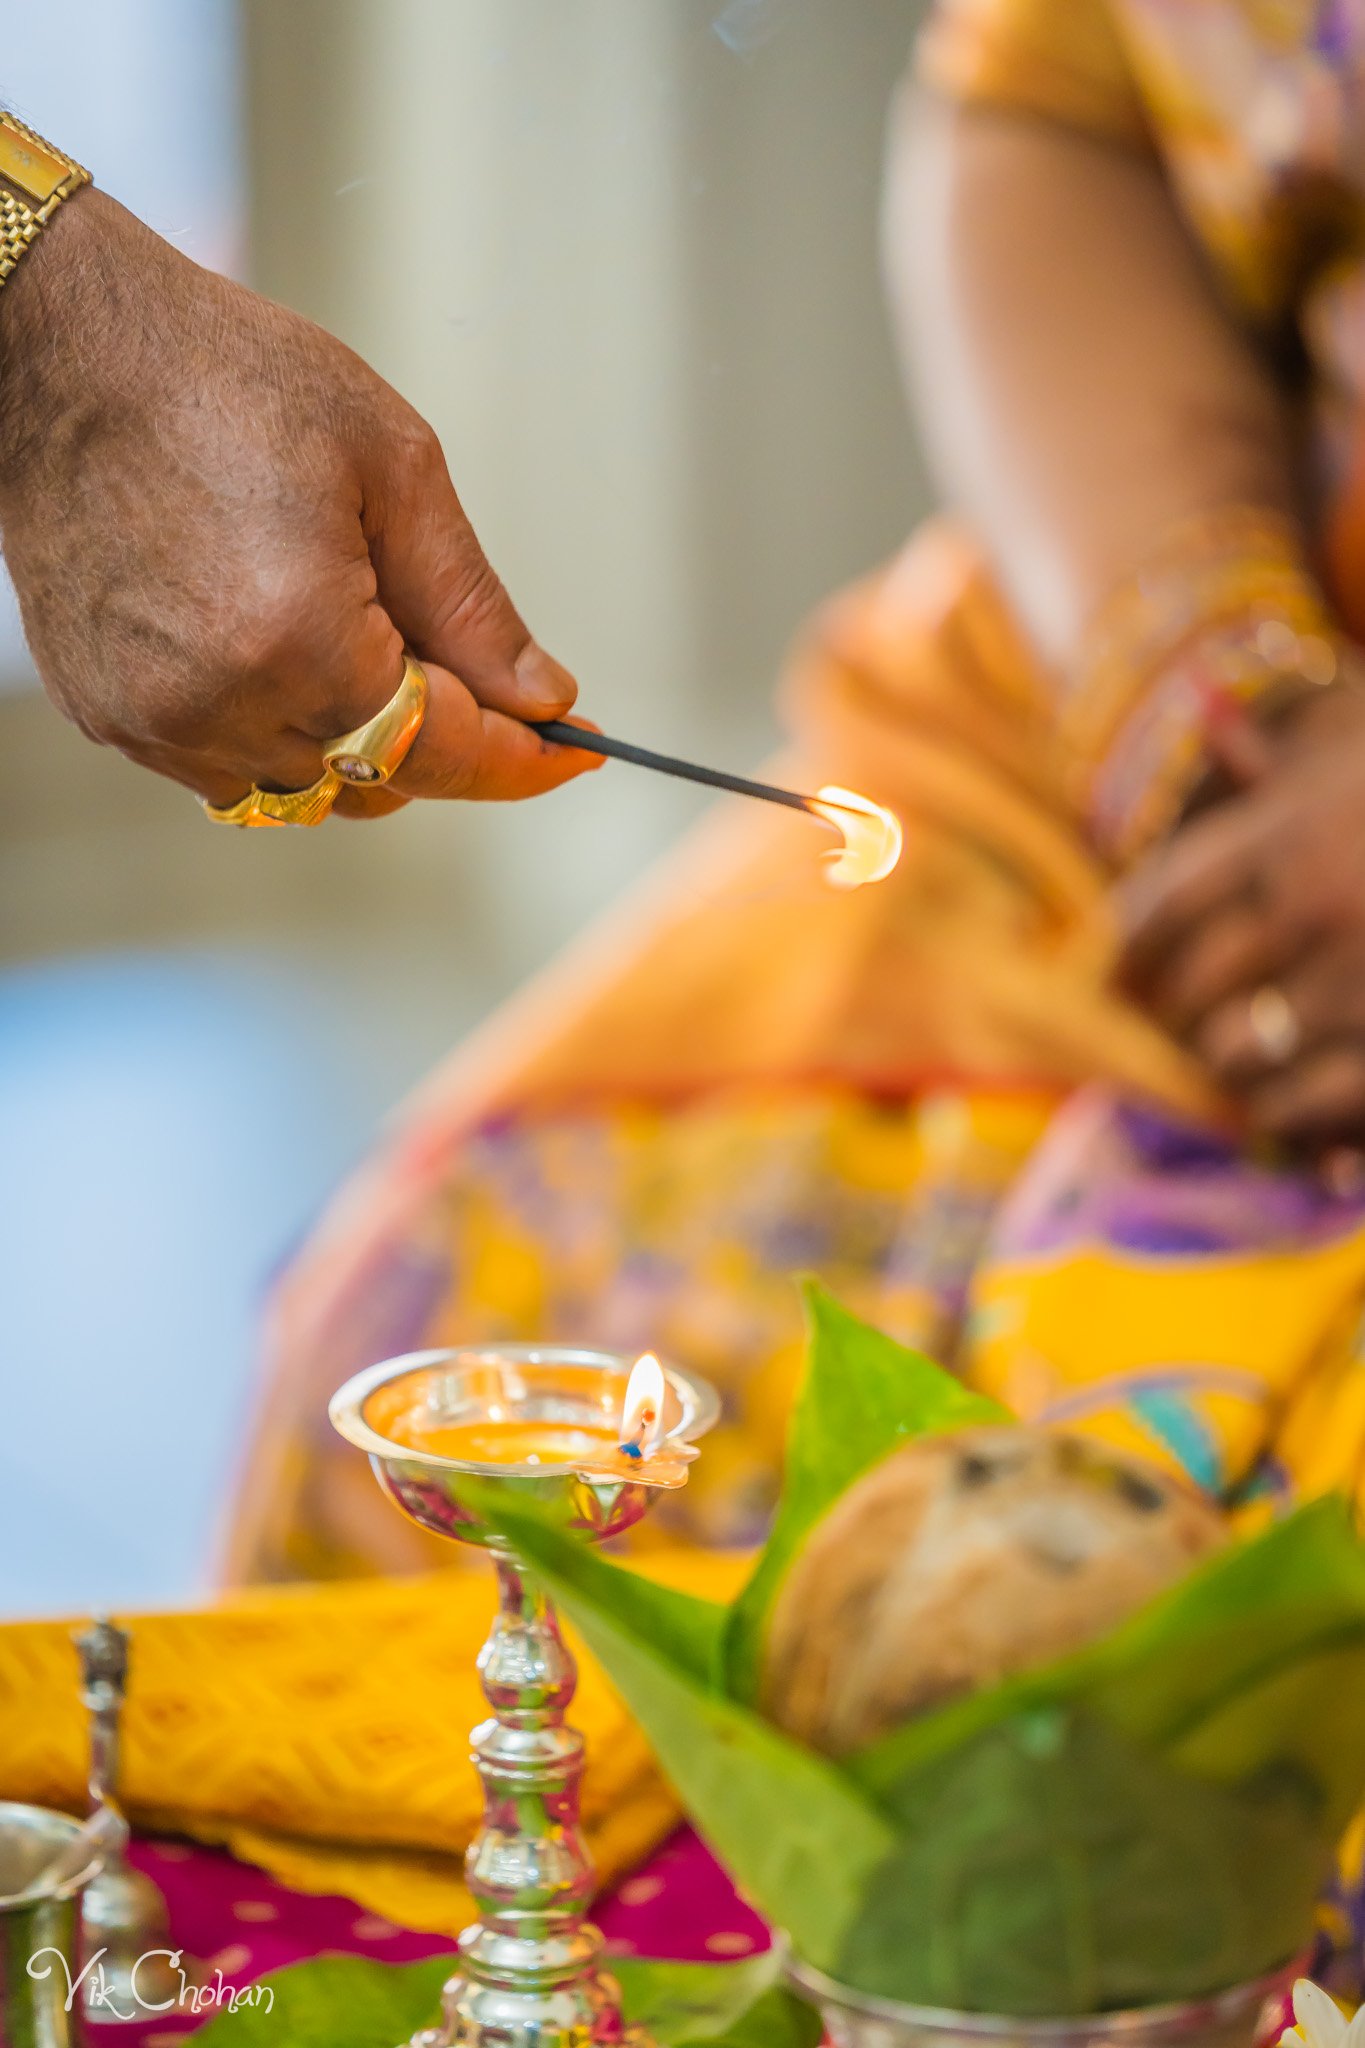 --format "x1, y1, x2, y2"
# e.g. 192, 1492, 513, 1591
1247, 983, 1301, 1066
